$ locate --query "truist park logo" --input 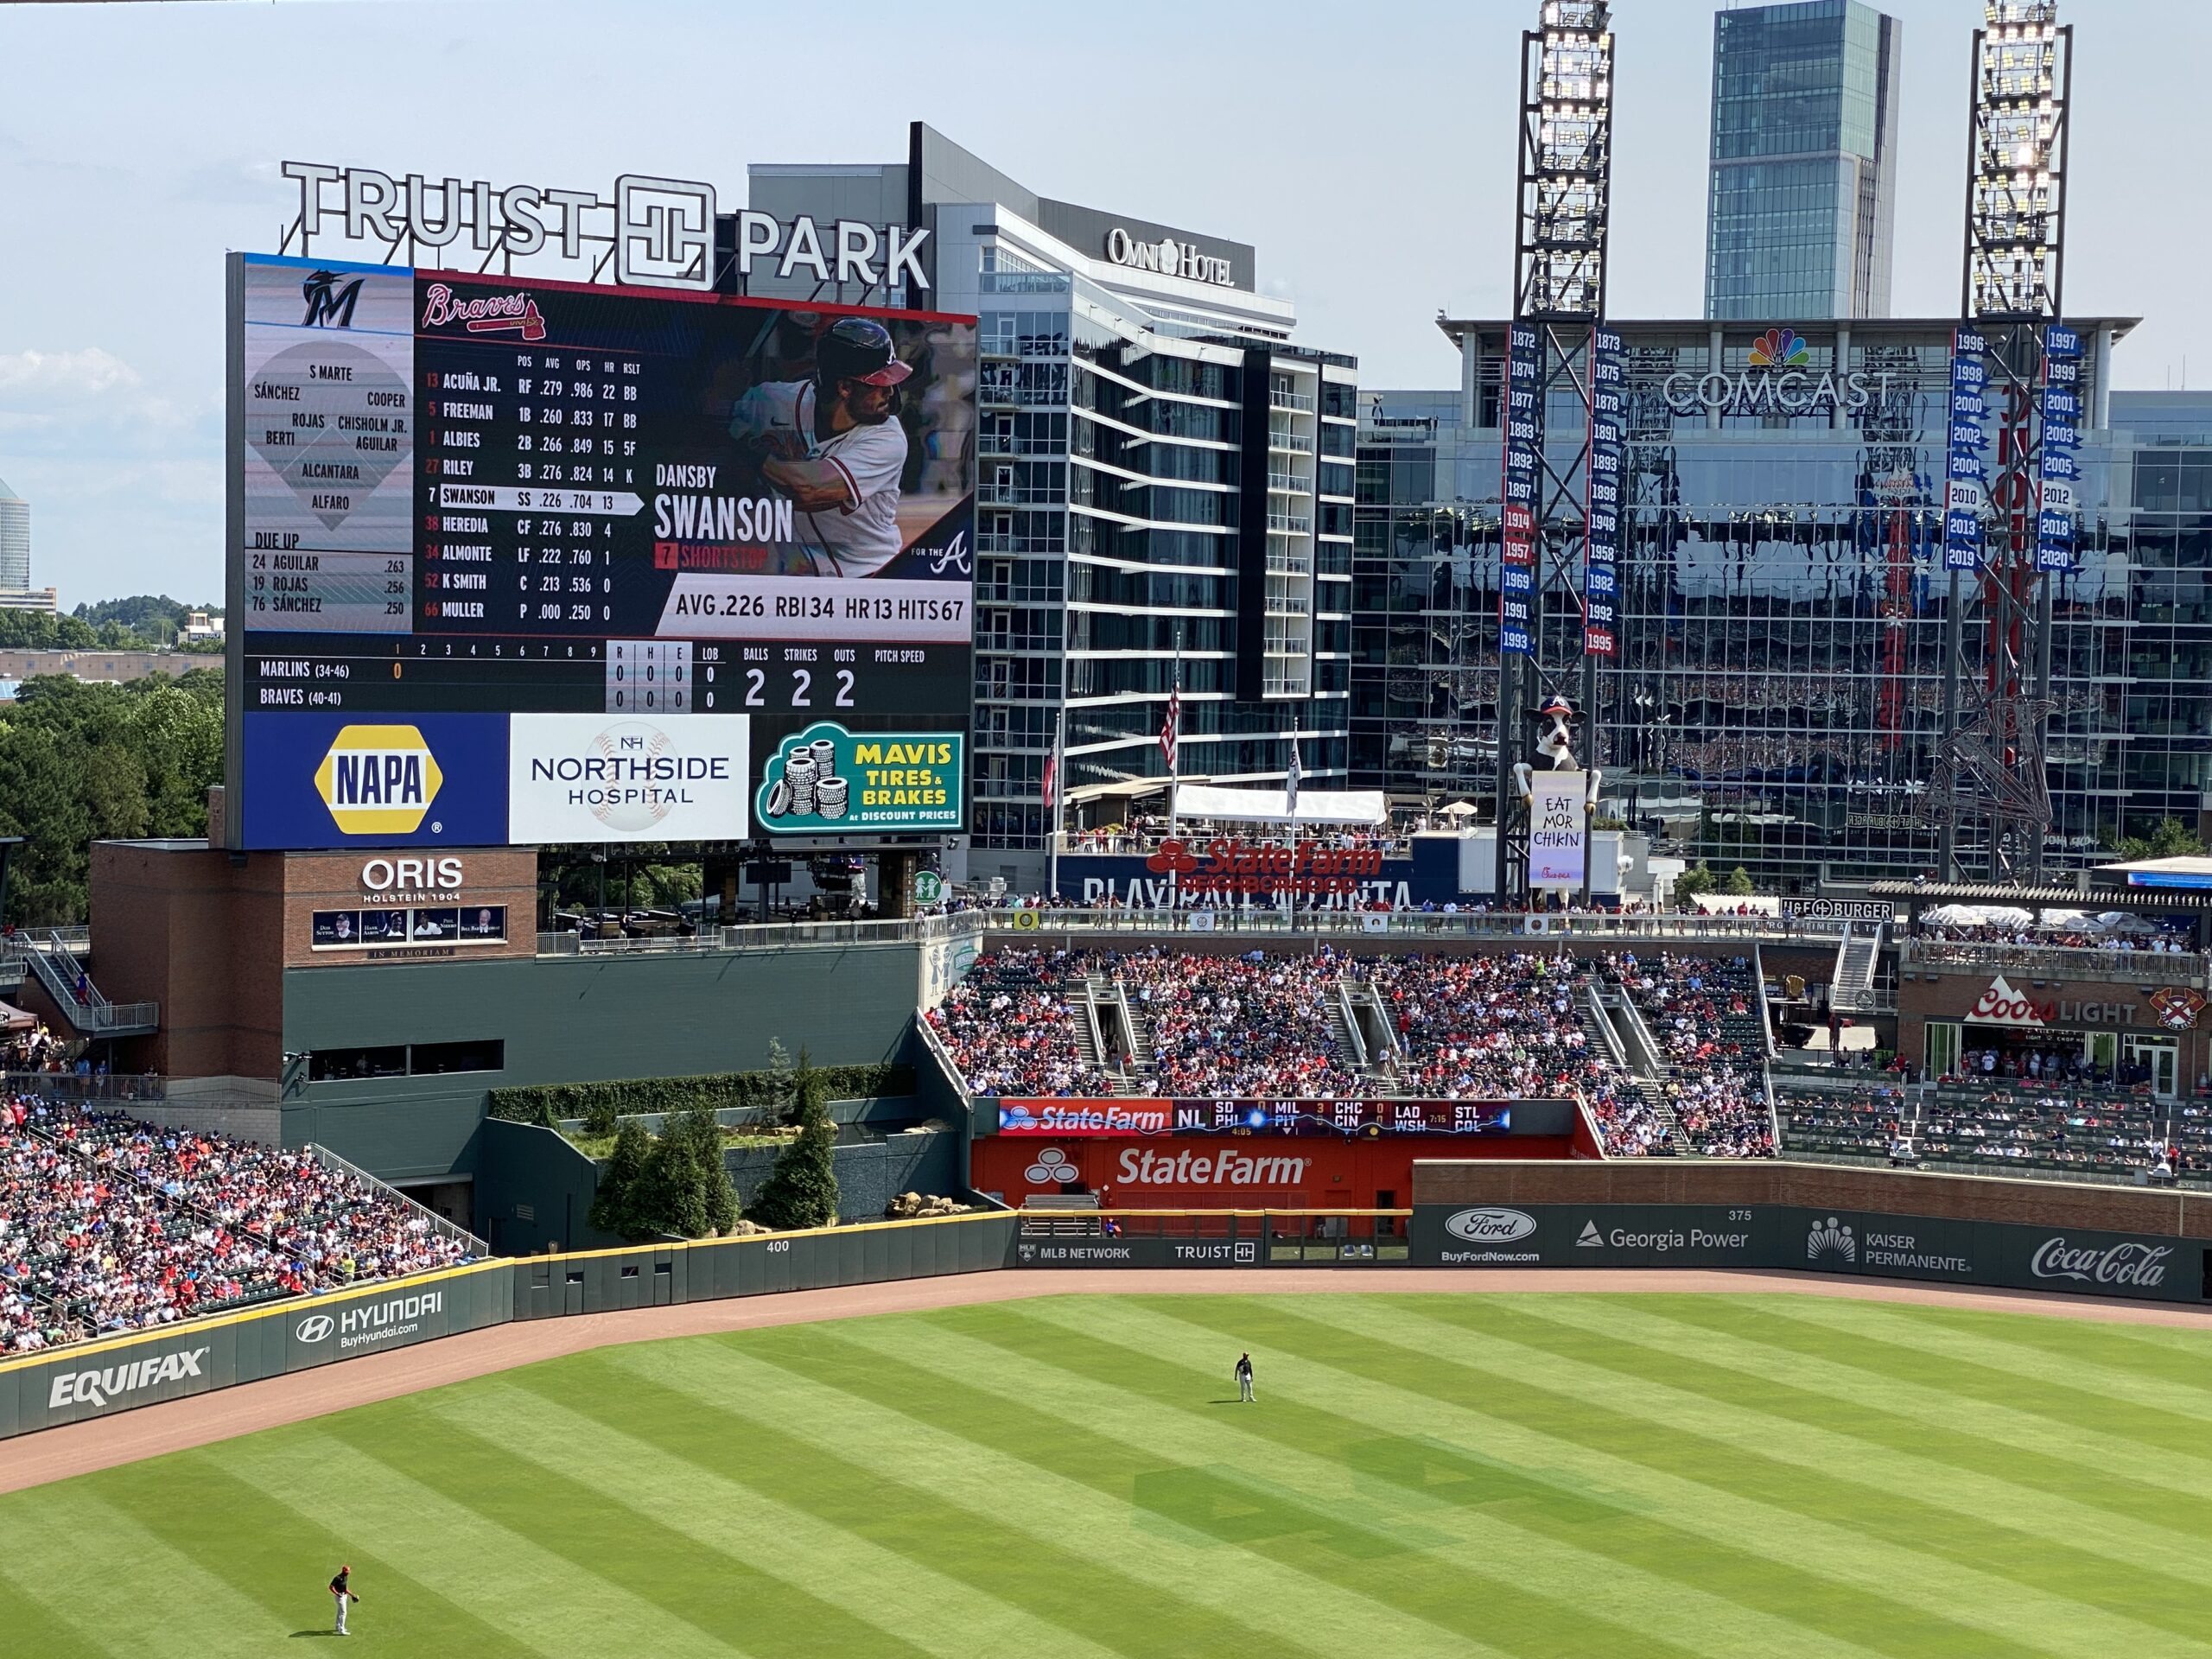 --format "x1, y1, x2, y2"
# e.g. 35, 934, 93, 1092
48, 1346, 210, 1410
420, 283, 546, 341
